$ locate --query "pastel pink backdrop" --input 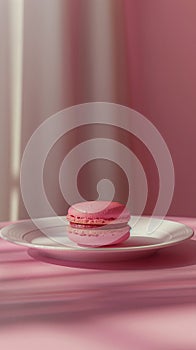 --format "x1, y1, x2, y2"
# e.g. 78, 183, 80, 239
124, 0, 196, 217
0, 0, 196, 220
